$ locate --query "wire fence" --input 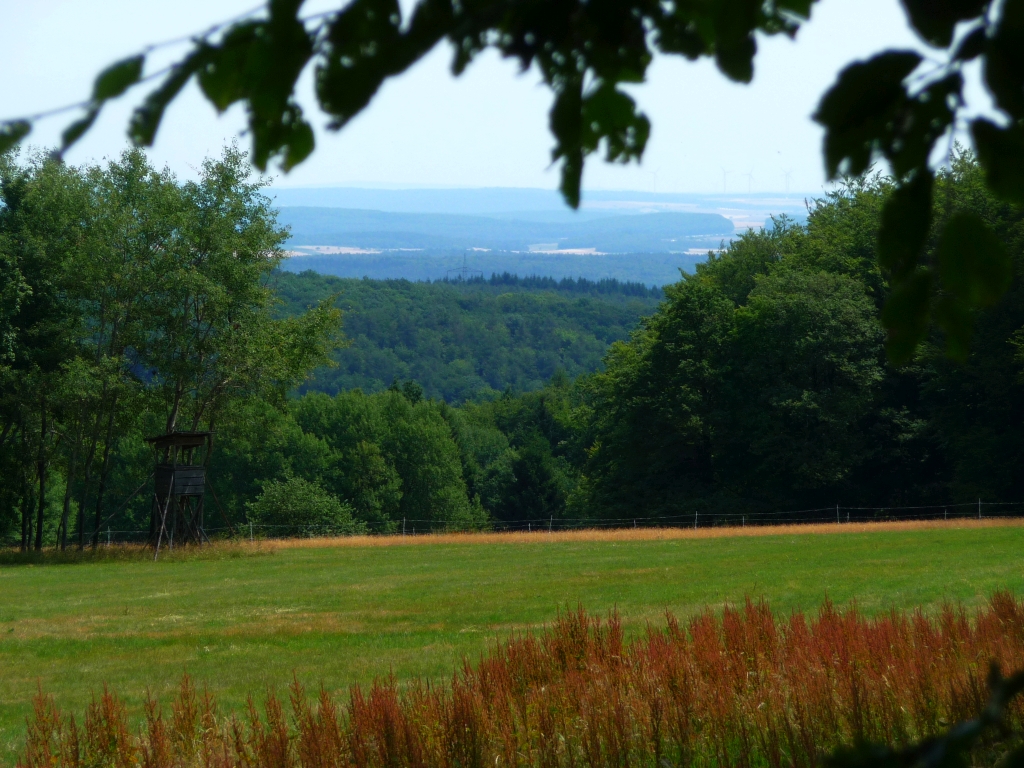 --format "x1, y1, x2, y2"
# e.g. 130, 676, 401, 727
10, 499, 1022, 548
